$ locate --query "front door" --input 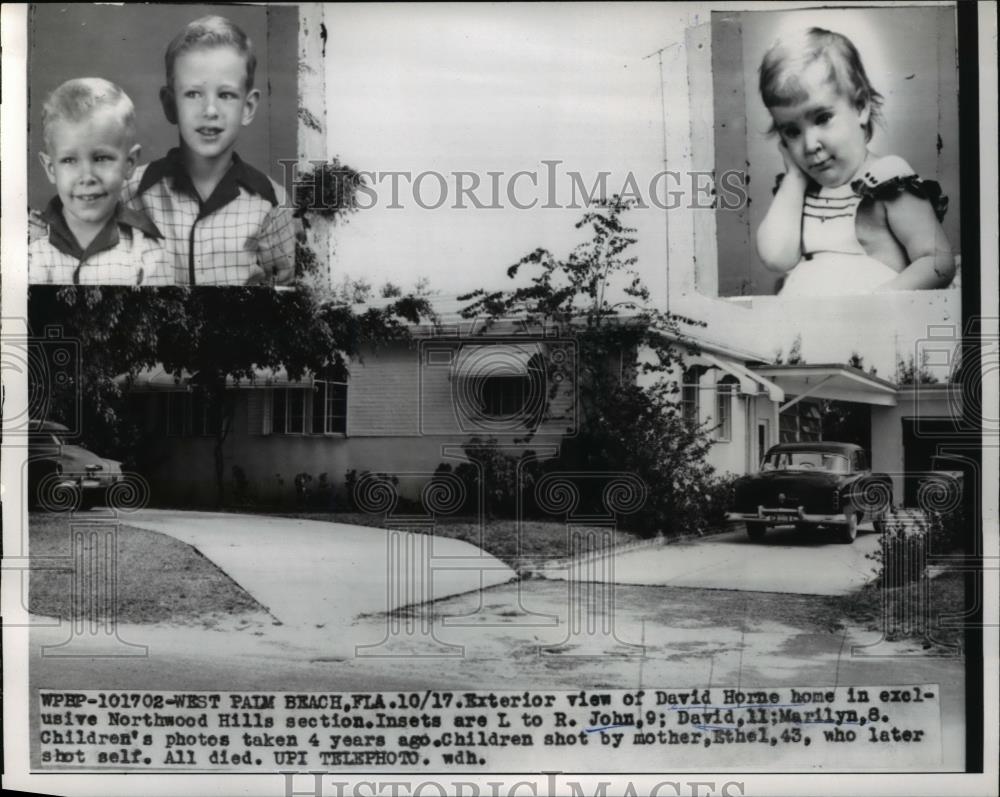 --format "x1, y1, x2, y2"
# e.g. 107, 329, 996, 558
757, 419, 770, 470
